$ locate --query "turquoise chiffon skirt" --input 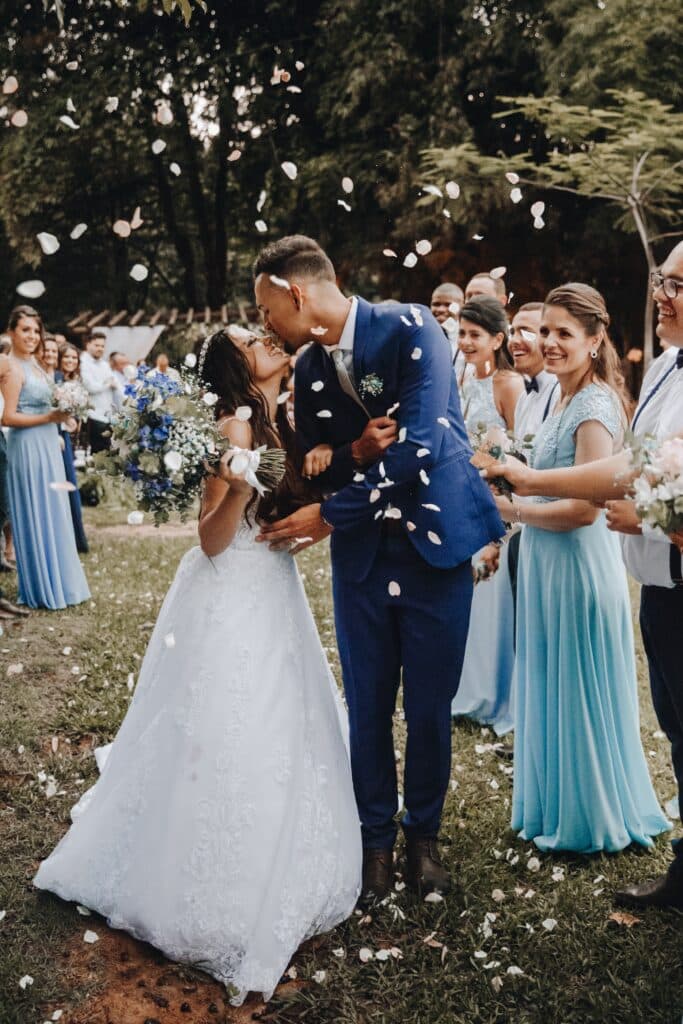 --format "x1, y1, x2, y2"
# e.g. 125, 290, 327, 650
7, 423, 90, 610
513, 514, 670, 853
